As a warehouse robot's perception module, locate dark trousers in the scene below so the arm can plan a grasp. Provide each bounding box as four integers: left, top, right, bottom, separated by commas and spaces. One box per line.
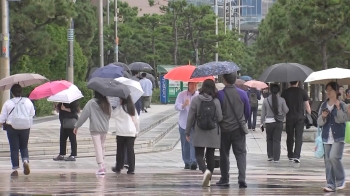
219, 131, 246, 182
116, 136, 136, 172
248, 107, 258, 129
135, 99, 141, 115
195, 147, 215, 174
6, 126, 30, 169
286, 117, 304, 159
266, 122, 283, 161
60, 126, 77, 156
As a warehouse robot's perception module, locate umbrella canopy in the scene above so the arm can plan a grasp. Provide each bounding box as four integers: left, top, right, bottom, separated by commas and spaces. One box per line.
112, 62, 130, 72
304, 67, 350, 85
244, 80, 268, 90
190, 61, 241, 78
129, 62, 153, 71
215, 83, 225, 90
29, 80, 72, 100
87, 77, 130, 98
164, 65, 214, 82
115, 77, 144, 103
235, 79, 247, 90
0, 73, 48, 91
47, 84, 84, 103
240, 75, 252, 81
123, 71, 132, 79
258, 63, 313, 83
89, 64, 124, 80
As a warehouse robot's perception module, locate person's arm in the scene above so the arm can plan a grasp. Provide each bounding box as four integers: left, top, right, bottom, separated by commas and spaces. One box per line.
69, 100, 80, 113
317, 104, 326, 126
334, 102, 349, 124
260, 101, 266, 125
257, 90, 261, 100
281, 98, 289, 114
239, 89, 251, 121
185, 98, 197, 136
215, 99, 223, 122
175, 92, 186, 111
74, 100, 91, 129
0, 101, 8, 125
303, 90, 311, 114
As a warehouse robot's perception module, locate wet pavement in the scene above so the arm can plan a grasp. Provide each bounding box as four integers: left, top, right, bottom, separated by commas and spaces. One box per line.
1, 144, 350, 195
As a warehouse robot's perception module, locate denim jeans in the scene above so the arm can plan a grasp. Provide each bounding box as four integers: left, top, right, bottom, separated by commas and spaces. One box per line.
6, 126, 30, 169
324, 142, 345, 189
248, 107, 258, 129
178, 126, 196, 165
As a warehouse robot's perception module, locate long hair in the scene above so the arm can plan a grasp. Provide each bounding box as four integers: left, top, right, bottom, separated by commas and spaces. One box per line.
94, 91, 111, 116
270, 84, 280, 115
199, 79, 217, 98
120, 95, 136, 116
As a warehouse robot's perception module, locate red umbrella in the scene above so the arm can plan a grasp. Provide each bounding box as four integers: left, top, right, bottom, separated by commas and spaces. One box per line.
244, 80, 268, 90
29, 80, 72, 100
164, 65, 214, 82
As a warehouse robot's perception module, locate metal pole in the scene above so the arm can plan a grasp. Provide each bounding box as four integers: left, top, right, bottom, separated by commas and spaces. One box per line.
224, 0, 226, 34
238, 0, 241, 35
107, 0, 110, 25
214, 0, 218, 62
114, 0, 118, 62
195, 49, 199, 65
0, 0, 10, 107
66, 18, 74, 83
98, 0, 104, 67
228, 0, 232, 30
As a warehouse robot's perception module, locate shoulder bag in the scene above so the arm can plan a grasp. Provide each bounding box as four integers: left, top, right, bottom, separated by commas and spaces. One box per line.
267, 98, 284, 122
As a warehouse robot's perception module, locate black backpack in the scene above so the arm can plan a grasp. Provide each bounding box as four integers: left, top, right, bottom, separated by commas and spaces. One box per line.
196, 100, 217, 130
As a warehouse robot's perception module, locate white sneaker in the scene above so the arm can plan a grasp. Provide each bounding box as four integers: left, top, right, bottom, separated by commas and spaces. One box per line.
202, 169, 211, 187
337, 182, 346, 190
323, 186, 335, 192
294, 159, 301, 163
95, 169, 105, 175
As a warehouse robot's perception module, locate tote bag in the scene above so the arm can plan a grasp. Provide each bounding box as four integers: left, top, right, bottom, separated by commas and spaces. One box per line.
314, 126, 324, 159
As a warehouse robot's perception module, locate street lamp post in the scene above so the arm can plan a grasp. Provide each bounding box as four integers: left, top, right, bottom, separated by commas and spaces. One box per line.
0, 0, 10, 106
66, 0, 75, 83
224, 0, 226, 34
214, 0, 218, 62
98, 0, 104, 67
114, 0, 118, 62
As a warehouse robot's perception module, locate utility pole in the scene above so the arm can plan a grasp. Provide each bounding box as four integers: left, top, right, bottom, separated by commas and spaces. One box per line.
0, 0, 10, 107
114, 0, 118, 62
107, 0, 110, 25
214, 0, 218, 62
224, 0, 226, 34
195, 49, 199, 65
238, 0, 241, 36
66, 0, 75, 83
228, 0, 232, 30
98, 0, 104, 67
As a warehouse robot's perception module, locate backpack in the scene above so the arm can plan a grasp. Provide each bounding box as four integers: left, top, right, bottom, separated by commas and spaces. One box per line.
196, 100, 217, 130
11, 98, 32, 130
249, 91, 258, 108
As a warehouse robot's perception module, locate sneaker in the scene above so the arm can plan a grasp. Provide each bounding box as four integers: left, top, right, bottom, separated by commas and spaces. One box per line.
23, 162, 30, 175
127, 170, 135, 175
294, 159, 301, 163
267, 158, 273, 162
53, 155, 65, 161
238, 181, 248, 188
202, 169, 211, 187
65, 156, 76, 161
124, 164, 129, 169
190, 163, 197, 170
323, 186, 335, 192
184, 164, 190, 169
216, 179, 230, 187
337, 182, 346, 190
111, 166, 120, 173
10, 170, 18, 177
95, 169, 105, 175
289, 158, 294, 162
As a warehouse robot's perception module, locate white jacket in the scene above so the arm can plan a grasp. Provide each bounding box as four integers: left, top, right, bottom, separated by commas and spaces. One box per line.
112, 105, 140, 137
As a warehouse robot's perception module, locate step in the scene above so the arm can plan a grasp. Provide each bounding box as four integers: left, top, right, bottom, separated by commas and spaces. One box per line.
0, 114, 179, 160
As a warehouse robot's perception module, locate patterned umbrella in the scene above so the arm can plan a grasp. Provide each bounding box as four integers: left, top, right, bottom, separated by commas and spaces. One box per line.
190, 61, 241, 78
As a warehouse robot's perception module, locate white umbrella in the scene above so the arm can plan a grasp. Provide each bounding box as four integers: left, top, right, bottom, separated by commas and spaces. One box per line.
304, 67, 350, 85
114, 77, 144, 103
215, 83, 225, 90
47, 84, 84, 103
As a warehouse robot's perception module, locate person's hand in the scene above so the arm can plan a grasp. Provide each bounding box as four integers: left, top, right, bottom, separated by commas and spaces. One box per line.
184, 99, 190, 107
322, 110, 329, 118
61, 104, 66, 111
186, 135, 190, 142
73, 128, 78, 135
335, 100, 340, 109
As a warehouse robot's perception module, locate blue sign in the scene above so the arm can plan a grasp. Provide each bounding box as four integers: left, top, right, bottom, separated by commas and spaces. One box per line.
160, 75, 168, 104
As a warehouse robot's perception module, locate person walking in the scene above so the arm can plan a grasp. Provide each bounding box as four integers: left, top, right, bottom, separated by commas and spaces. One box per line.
318, 82, 348, 192
281, 81, 311, 163
185, 79, 223, 187
216, 73, 251, 188
175, 82, 198, 170
111, 95, 139, 174
260, 84, 289, 163
53, 100, 80, 162
0, 84, 35, 176
247, 88, 261, 131
73, 91, 111, 175
139, 73, 153, 113
343, 88, 350, 104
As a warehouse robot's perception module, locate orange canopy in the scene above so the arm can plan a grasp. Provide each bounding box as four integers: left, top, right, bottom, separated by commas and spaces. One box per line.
164, 65, 214, 82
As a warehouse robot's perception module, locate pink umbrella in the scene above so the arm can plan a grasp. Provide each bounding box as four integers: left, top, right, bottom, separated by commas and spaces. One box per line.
244, 80, 268, 90
29, 80, 72, 100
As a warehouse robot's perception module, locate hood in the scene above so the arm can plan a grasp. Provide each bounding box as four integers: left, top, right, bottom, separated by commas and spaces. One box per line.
198, 93, 213, 101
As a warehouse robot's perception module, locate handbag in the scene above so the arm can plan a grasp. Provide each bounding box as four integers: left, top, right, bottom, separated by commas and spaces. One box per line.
2, 107, 15, 131
267, 98, 284, 122
314, 126, 324, 159
224, 90, 249, 135
62, 118, 77, 129
345, 122, 350, 144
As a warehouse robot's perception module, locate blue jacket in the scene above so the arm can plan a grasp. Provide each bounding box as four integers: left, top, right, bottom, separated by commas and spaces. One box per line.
317, 100, 349, 143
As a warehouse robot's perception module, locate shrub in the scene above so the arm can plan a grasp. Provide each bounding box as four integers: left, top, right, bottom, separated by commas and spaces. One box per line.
75, 81, 93, 109
33, 99, 53, 117
151, 88, 160, 104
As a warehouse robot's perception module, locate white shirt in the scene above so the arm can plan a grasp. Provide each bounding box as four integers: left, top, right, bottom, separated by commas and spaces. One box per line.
139, 78, 153, 96
0, 97, 35, 126
174, 90, 199, 129
112, 105, 140, 137
325, 103, 335, 144
107, 96, 120, 108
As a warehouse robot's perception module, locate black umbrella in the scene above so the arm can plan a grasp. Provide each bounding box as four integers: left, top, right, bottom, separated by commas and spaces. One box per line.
258, 63, 314, 83
87, 77, 130, 99
129, 62, 153, 71
123, 71, 132, 79
112, 62, 130, 72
